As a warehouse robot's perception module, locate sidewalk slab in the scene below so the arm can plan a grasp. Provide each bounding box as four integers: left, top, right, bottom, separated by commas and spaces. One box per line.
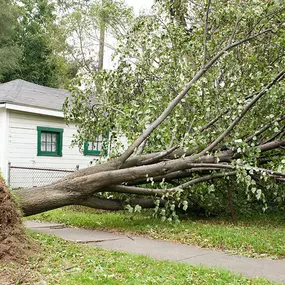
92, 236, 285, 283
93, 236, 211, 261
24, 221, 126, 242
25, 220, 285, 284
181, 250, 285, 282
24, 220, 63, 229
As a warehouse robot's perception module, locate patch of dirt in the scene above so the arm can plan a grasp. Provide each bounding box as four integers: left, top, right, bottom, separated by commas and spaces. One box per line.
0, 177, 38, 264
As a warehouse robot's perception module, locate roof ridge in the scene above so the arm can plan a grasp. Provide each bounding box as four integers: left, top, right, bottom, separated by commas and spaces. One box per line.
12, 80, 25, 102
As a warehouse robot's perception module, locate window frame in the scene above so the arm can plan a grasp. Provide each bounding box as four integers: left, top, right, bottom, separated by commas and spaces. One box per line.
37, 126, 63, 157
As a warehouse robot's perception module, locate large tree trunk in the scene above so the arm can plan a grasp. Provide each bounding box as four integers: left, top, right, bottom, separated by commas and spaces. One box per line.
14, 139, 285, 216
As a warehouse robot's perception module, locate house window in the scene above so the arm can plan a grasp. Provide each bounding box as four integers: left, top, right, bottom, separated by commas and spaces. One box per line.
84, 134, 108, 156
37, 127, 63, 156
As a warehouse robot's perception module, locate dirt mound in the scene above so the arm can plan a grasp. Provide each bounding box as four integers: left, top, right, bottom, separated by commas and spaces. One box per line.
0, 177, 36, 263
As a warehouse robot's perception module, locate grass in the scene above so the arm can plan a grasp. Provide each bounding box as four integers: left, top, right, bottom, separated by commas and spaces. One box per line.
27, 207, 285, 259
1, 232, 281, 284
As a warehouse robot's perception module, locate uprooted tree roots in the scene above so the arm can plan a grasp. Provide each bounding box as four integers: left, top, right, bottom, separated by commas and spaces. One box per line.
0, 177, 36, 263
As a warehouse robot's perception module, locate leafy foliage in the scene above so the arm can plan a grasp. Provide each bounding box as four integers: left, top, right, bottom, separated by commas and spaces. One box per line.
0, 0, 22, 81
64, 0, 285, 216
66, 1, 284, 148
2, 0, 77, 87
59, 0, 133, 73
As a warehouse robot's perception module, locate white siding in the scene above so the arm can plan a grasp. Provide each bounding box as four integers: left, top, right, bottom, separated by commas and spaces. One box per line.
0, 107, 9, 180
7, 110, 100, 188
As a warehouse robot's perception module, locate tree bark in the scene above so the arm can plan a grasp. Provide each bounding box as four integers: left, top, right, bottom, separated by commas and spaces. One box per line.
13, 139, 285, 216
98, 21, 105, 70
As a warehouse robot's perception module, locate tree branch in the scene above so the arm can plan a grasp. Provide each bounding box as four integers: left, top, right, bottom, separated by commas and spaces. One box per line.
229, 16, 242, 45
246, 115, 285, 143
104, 171, 237, 196
258, 140, 285, 152
202, 0, 211, 67
143, 145, 179, 165
191, 70, 285, 160
103, 185, 169, 196
117, 28, 273, 165
200, 111, 227, 132
263, 126, 285, 144
176, 171, 236, 189
77, 195, 160, 211
247, 7, 285, 36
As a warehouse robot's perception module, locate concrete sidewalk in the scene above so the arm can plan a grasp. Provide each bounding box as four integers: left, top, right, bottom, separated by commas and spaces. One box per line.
25, 220, 285, 284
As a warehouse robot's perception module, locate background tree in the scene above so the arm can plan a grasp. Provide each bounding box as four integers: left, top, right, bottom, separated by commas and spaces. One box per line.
9, 0, 285, 218
2, 0, 77, 87
59, 0, 133, 74
0, 0, 21, 81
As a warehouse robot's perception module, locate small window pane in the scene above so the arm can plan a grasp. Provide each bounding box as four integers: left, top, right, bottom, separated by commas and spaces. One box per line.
97, 142, 102, 151
52, 133, 57, 143
41, 142, 46, 151
41, 132, 46, 142
46, 143, 52, 152
51, 142, 57, 152
47, 133, 52, 143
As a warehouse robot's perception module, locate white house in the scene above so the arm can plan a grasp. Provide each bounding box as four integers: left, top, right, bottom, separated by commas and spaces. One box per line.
0, 79, 105, 188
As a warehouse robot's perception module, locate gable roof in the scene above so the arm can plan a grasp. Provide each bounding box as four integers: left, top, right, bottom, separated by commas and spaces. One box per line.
0, 79, 70, 111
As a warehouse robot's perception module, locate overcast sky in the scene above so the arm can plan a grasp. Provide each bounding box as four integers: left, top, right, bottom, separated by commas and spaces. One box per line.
125, 0, 153, 14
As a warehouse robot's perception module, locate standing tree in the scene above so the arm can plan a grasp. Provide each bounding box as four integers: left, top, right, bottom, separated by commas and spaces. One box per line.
0, 0, 21, 81
59, 0, 133, 73
2, 0, 76, 87
8, 0, 285, 218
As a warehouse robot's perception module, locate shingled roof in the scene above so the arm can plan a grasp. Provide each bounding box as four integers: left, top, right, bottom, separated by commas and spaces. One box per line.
0, 79, 70, 111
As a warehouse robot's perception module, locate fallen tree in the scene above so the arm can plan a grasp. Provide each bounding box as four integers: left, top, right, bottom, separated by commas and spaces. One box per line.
12, 1, 285, 217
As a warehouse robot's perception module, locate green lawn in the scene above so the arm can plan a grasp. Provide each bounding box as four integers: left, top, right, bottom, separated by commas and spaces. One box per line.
1, 232, 280, 284
27, 207, 285, 259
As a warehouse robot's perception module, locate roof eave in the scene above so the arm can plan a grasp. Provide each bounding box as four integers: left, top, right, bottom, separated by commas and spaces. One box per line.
4, 103, 64, 118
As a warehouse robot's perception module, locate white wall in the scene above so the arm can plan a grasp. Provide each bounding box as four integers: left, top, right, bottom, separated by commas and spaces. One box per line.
7, 110, 100, 188
0, 107, 9, 180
